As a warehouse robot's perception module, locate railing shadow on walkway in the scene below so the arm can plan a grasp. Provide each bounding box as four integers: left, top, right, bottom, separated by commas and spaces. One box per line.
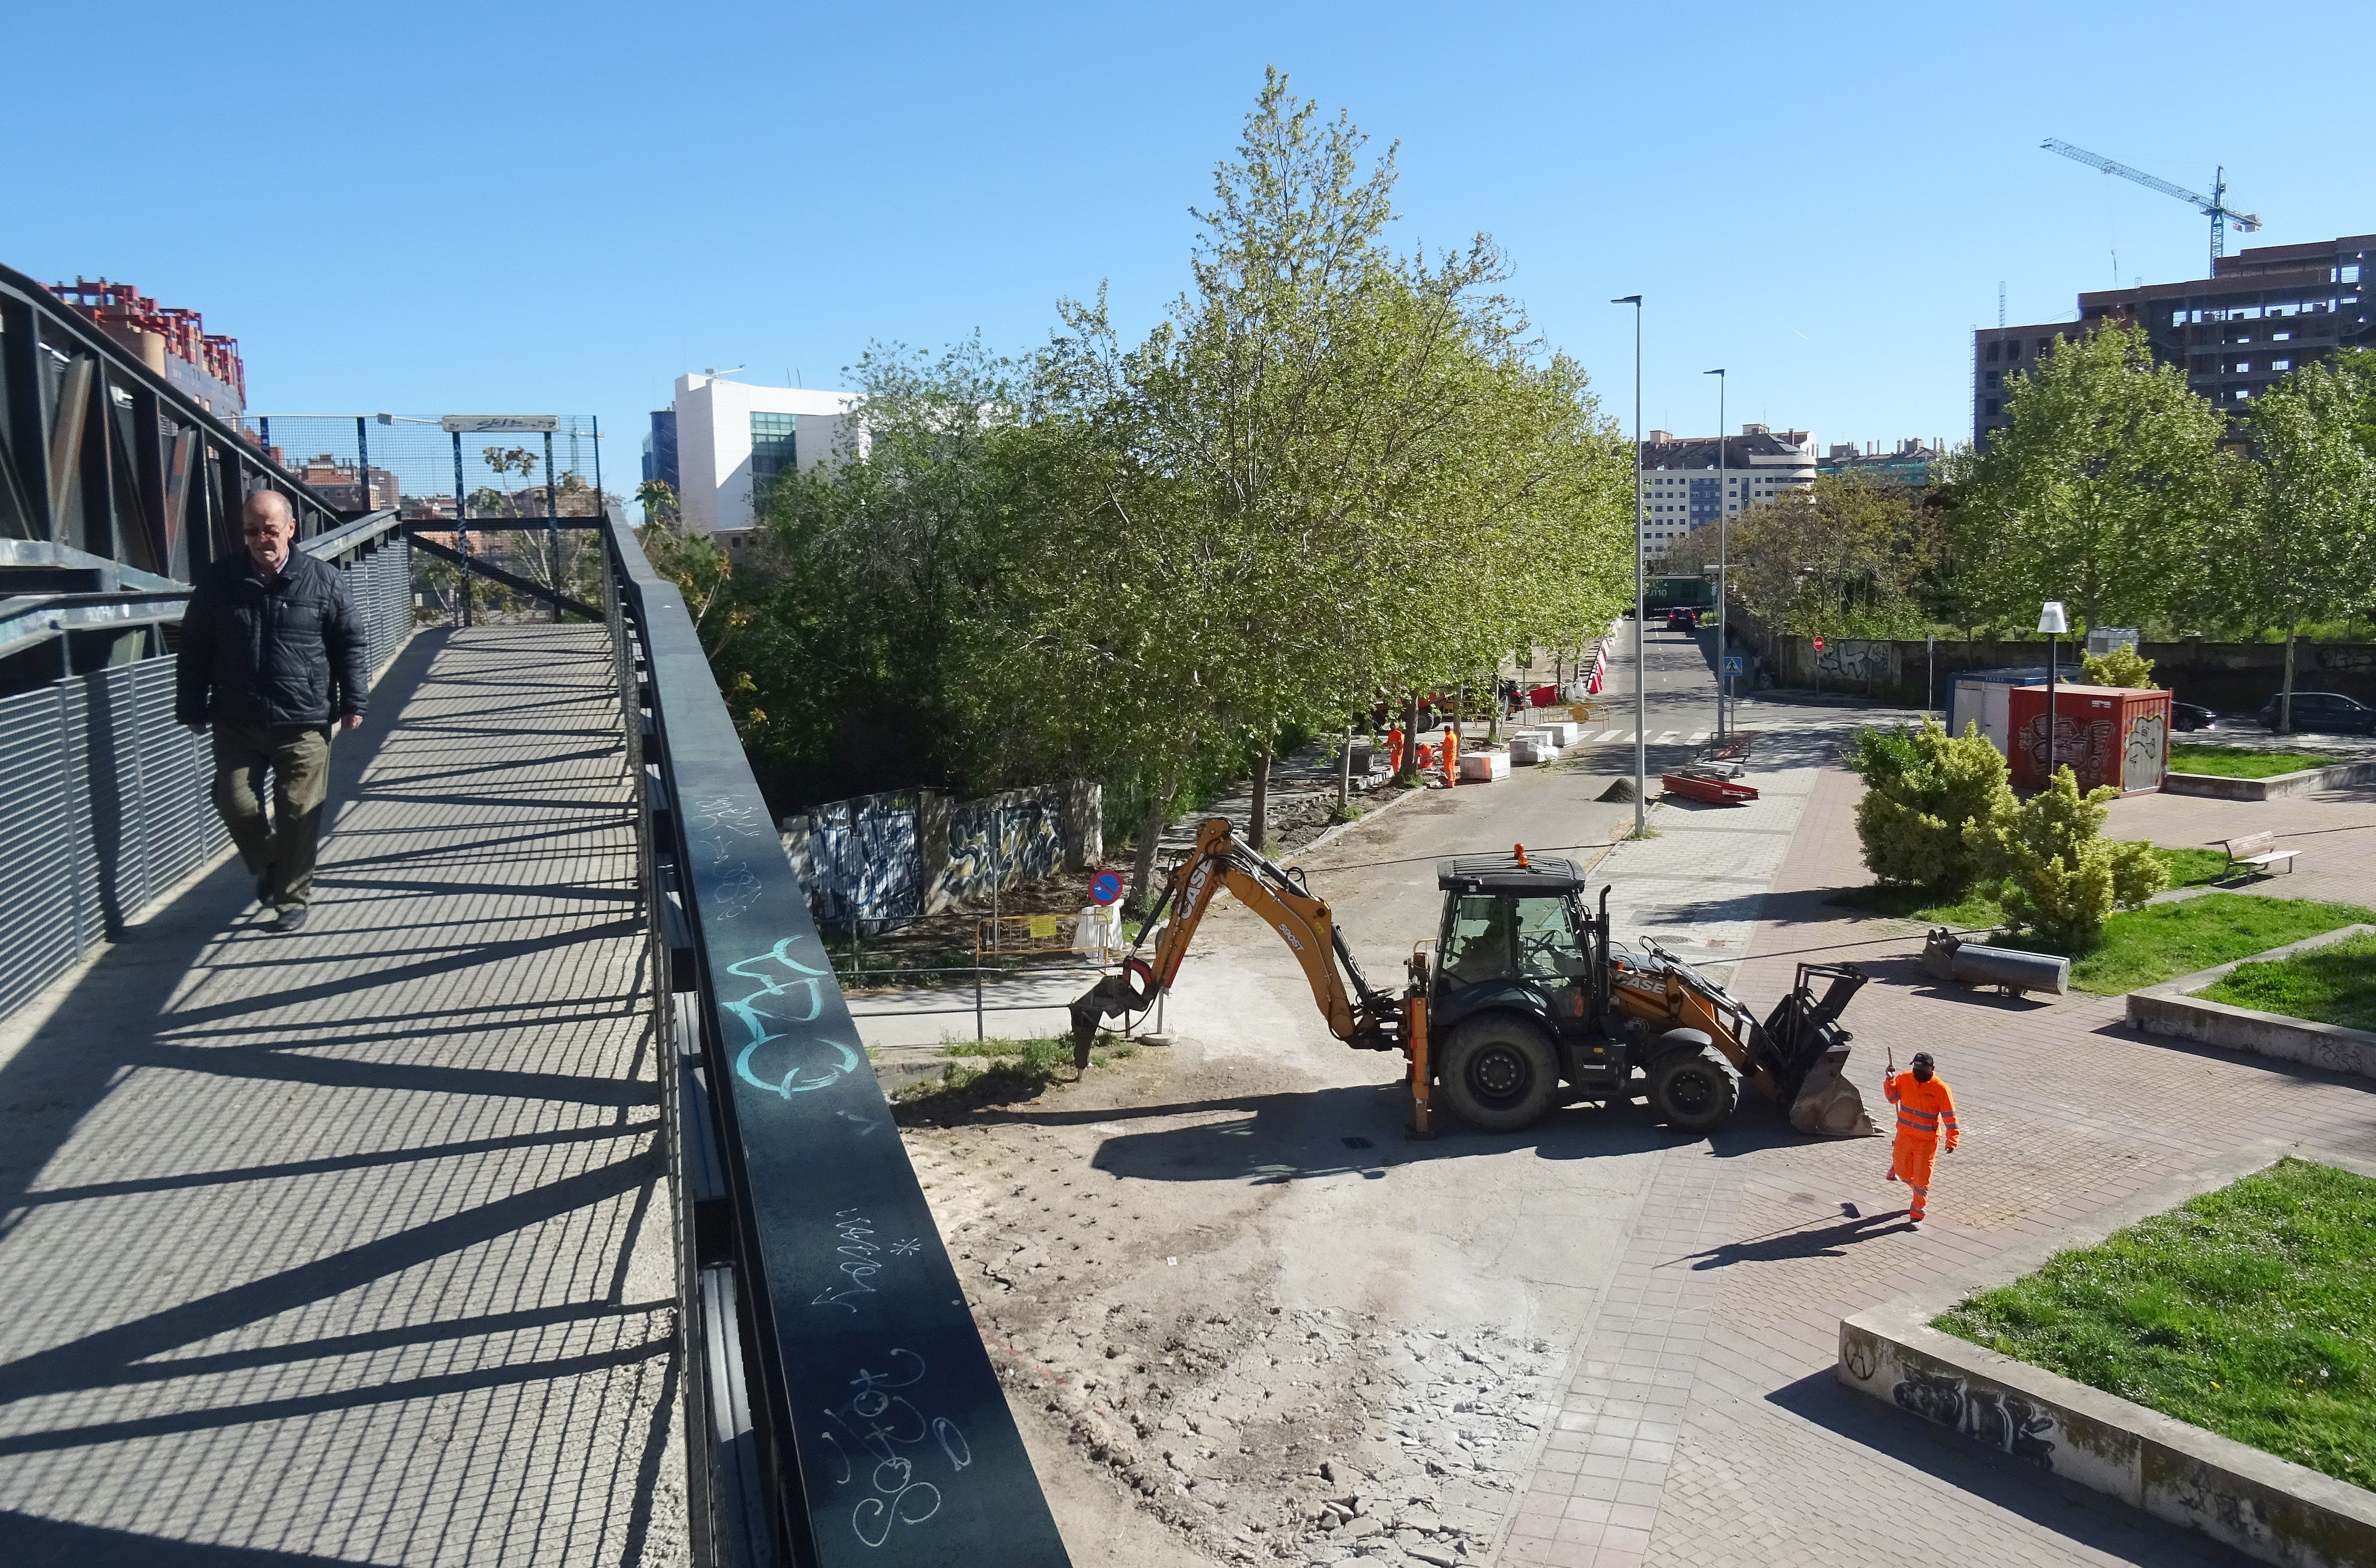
0, 623, 686, 1567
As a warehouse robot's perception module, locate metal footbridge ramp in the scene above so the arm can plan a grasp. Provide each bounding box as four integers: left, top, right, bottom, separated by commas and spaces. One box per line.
0, 263, 1067, 1565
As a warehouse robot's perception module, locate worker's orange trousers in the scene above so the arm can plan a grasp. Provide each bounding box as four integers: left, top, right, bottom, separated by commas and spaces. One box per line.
1890, 1134, 1939, 1219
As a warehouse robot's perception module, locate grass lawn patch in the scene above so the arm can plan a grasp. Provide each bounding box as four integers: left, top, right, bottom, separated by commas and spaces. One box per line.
2170, 744, 2342, 779
1827, 882, 2004, 928
2196, 932, 2376, 1031
2052, 893, 2376, 995
1935, 1158, 2376, 1491
2153, 844, 2234, 888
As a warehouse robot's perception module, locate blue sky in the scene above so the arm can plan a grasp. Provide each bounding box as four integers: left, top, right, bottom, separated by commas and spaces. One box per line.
6, 0, 2370, 477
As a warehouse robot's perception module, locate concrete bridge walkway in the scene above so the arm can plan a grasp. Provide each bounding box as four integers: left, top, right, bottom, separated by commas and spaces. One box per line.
0, 625, 683, 1566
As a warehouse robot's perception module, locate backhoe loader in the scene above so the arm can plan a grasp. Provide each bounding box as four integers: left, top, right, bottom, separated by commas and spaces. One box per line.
1069, 819, 1874, 1137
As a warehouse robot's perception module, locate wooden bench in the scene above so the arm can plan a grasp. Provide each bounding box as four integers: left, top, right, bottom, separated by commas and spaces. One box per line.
2222, 830, 2299, 878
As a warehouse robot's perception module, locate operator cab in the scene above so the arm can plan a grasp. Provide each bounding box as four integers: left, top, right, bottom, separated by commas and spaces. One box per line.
1426, 852, 1631, 1126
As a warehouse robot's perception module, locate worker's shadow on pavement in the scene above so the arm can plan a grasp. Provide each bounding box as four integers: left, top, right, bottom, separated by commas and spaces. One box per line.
1087, 1082, 1760, 1186
1667, 1209, 1916, 1270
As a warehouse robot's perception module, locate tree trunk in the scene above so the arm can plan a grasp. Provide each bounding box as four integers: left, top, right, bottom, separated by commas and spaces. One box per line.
1400, 690, 1424, 782
1126, 774, 1177, 918
1249, 747, 1272, 851
1337, 725, 1353, 814
2280, 625, 2298, 734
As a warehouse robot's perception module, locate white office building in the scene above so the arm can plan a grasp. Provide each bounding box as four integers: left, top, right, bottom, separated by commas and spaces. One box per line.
1636, 424, 1817, 553
668, 372, 867, 551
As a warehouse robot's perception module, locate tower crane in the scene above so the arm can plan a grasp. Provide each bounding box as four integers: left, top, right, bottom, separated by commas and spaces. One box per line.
2041, 139, 2260, 274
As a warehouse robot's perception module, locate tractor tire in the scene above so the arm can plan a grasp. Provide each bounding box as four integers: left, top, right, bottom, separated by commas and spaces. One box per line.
1647, 1046, 1739, 1134
1438, 1016, 1558, 1132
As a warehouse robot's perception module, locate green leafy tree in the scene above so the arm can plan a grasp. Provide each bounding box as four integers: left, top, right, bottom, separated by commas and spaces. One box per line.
1942, 322, 2228, 632
1726, 472, 1938, 641
1966, 766, 2166, 951
2079, 645, 2155, 688
2225, 361, 2376, 730
637, 519, 733, 643
1848, 718, 2013, 888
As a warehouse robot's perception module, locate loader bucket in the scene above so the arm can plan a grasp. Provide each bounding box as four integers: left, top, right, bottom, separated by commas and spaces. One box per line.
1787, 1045, 1875, 1137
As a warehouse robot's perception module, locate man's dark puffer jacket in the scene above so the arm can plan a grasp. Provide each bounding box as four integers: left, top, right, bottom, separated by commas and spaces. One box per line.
175, 549, 369, 728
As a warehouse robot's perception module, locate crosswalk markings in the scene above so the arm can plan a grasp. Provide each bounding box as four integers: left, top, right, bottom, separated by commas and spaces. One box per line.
1595, 729, 1623, 742
1655, 730, 1680, 742
1687, 730, 1710, 742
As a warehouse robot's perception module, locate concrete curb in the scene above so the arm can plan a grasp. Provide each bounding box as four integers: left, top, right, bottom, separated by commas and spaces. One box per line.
2164, 759, 2376, 800
2126, 925, 2376, 1083
1837, 1142, 2376, 1568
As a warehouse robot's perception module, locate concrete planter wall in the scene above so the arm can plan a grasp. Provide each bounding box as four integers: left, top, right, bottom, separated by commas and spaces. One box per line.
2126, 925, 2376, 1081
2163, 760, 2376, 800
1838, 1144, 2376, 1568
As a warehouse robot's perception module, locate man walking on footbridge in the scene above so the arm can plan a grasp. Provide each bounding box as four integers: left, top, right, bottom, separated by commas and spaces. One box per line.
1883, 1051, 1959, 1225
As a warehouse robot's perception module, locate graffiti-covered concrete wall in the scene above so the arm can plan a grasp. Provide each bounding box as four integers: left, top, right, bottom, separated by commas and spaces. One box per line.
781, 780, 1102, 933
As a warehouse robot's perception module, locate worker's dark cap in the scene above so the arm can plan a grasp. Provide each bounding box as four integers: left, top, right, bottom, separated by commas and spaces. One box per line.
1437, 854, 1588, 894
1911, 1052, 1935, 1069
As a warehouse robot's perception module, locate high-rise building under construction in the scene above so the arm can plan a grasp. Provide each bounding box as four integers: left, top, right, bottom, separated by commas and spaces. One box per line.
1975, 233, 2373, 446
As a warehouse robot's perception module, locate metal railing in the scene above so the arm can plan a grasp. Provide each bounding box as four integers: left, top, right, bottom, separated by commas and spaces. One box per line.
595, 502, 1069, 1567
0, 513, 414, 1025
1, 261, 350, 583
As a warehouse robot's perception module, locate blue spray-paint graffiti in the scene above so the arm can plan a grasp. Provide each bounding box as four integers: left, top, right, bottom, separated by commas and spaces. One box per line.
723, 936, 863, 1097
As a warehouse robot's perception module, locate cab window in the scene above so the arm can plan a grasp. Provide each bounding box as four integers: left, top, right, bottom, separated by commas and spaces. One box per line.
1513, 896, 1587, 979
1441, 896, 1511, 986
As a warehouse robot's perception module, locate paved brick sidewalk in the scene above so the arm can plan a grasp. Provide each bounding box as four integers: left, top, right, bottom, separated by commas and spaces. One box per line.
1502, 761, 2376, 1568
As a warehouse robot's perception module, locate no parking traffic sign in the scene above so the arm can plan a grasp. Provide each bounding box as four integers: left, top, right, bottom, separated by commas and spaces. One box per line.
1089, 869, 1125, 906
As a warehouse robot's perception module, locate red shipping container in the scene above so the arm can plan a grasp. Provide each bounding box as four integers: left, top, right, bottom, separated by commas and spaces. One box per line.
2006, 684, 2172, 795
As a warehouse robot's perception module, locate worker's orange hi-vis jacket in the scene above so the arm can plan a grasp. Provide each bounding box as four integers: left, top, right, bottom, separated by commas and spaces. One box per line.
1884, 1072, 1959, 1150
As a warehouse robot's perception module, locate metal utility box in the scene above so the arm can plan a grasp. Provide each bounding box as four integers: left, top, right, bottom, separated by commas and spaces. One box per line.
1947, 668, 2050, 755
2006, 684, 2172, 795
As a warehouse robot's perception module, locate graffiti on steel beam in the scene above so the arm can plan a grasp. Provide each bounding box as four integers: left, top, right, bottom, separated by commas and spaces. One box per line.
815, 1347, 975, 1548
691, 793, 766, 920
722, 935, 862, 1097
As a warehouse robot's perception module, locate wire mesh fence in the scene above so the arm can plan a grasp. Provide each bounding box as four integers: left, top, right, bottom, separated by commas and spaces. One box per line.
242, 414, 618, 623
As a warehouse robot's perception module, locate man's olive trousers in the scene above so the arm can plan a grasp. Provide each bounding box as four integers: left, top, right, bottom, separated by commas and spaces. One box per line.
210, 722, 333, 908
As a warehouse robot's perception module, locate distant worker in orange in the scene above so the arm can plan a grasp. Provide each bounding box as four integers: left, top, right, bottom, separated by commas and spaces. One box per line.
1883, 1050, 1959, 1224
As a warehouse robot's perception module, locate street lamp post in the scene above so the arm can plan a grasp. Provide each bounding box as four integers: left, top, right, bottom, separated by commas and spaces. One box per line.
1613, 295, 1646, 837
2038, 600, 2068, 782
1705, 367, 1727, 739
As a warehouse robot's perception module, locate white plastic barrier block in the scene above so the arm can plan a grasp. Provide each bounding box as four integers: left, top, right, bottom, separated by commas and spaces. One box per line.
1459, 750, 1513, 782
1542, 721, 1579, 746
1511, 736, 1553, 765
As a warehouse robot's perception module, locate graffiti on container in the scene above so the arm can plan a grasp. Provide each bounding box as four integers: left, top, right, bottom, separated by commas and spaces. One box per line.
2123, 711, 2167, 791
722, 935, 863, 1097
1814, 639, 1888, 682
2017, 713, 2115, 781
1892, 1366, 2057, 1470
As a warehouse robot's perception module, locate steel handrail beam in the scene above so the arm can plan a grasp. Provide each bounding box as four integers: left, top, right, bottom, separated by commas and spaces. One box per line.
405, 531, 600, 619
301, 507, 406, 561
596, 503, 1069, 1567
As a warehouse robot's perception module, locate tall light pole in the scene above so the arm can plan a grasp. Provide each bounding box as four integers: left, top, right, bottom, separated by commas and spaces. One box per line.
1705, 367, 1727, 739
1612, 295, 1646, 837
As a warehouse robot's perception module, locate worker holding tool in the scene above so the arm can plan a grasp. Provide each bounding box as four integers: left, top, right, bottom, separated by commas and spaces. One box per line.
1882, 1050, 1958, 1224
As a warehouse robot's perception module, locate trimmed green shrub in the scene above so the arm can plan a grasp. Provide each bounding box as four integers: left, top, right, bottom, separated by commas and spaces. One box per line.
1849, 718, 2014, 888
1966, 766, 2167, 950
2079, 645, 2156, 689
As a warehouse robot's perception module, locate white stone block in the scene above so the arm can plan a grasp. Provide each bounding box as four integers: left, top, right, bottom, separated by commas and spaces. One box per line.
1458, 750, 1512, 782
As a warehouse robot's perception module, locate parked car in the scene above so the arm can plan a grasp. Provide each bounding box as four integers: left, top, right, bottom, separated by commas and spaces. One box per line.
2170, 701, 2217, 732
2255, 691, 2376, 734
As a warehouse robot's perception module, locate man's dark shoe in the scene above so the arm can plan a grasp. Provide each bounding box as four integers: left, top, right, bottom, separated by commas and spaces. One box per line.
272, 906, 310, 934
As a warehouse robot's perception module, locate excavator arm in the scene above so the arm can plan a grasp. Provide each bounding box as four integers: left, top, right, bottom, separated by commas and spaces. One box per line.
1068, 819, 1402, 1067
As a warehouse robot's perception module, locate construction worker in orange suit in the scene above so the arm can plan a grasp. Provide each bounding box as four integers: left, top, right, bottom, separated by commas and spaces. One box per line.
1884, 1051, 1958, 1224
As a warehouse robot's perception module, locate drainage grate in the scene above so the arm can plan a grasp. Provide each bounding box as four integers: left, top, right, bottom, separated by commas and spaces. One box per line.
1341, 1136, 1374, 1150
